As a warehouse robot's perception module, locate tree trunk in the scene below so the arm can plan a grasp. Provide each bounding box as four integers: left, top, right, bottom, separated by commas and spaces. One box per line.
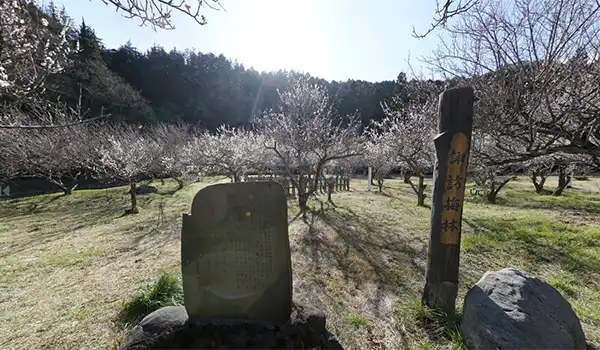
48, 177, 77, 196
129, 183, 139, 214
487, 190, 497, 204
417, 174, 427, 207
62, 183, 79, 195
531, 174, 540, 193
232, 173, 242, 183
298, 175, 309, 217
174, 178, 184, 191
298, 192, 308, 217
407, 174, 427, 206
487, 178, 512, 204
554, 167, 568, 196
327, 181, 334, 202
377, 178, 384, 192
403, 171, 411, 184
57, 184, 70, 195
531, 174, 547, 194
538, 177, 547, 193
160, 178, 165, 185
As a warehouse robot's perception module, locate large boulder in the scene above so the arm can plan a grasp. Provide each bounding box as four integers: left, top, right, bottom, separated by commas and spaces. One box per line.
461, 268, 586, 349
119, 301, 344, 349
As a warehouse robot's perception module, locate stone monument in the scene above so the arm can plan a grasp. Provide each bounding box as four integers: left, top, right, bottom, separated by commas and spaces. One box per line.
119, 182, 343, 349
181, 181, 292, 323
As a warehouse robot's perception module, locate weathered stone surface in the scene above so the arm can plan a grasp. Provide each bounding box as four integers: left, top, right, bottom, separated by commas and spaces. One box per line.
135, 184, 158, 195
461, 268, 586, 349
181, 182, 292, 323
119, 306, 187, 350
119, 301, 344, 349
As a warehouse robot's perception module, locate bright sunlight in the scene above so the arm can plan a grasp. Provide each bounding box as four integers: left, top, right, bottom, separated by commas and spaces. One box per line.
234, 0, 329, 74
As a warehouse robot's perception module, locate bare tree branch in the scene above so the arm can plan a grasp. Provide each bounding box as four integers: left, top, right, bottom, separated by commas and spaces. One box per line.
427, 0, 600, 165
100, 0, 224, 30
413, 0, 479, 38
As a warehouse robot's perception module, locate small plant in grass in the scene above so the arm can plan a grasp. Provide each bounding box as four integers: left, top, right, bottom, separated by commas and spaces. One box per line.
395, 296, 466, 349
109, 330, 127, 350
546, 272, 579, 298
346, 312, 372, 329
117, 271, 184, 325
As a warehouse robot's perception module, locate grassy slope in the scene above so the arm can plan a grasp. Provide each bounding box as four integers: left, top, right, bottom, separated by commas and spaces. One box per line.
0, 176, 598, 349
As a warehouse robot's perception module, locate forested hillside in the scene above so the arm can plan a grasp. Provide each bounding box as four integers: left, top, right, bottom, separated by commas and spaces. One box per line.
18, 2, 439, 131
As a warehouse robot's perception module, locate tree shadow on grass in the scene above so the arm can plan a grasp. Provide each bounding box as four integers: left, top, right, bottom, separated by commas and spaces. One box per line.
288, 210, 303, 224
24, 193, 65, 213
302, 213, 327, 270
376, 190, 400, 200
0, 192, 137, 258
299, 204, 427, 315
0, 193, 67, 220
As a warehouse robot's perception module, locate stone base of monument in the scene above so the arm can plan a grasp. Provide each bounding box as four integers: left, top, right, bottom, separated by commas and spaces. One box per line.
119, 301, 344, 349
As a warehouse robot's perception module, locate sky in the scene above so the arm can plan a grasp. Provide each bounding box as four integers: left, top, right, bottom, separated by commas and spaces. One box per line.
50, 0, 444, 82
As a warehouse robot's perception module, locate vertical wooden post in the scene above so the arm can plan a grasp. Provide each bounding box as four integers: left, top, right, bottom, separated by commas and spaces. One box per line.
422, 87, 474, 314
367, 167, 373, 192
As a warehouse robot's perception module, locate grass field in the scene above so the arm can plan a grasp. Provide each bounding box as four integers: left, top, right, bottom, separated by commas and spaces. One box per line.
1, 176, 599, 349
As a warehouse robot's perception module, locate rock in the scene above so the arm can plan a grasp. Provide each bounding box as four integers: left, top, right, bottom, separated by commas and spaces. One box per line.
135, 185, 158, 195
119, 301, 344, 349
461, 268, 586, 349
120, 306, 188, 350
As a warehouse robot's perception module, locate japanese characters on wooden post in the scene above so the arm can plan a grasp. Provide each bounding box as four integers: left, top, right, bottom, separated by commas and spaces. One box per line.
440, 133, 469, 244
422, 87, 474, 314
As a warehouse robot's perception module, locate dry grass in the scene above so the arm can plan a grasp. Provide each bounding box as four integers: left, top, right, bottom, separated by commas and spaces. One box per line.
0, 176, 599, 349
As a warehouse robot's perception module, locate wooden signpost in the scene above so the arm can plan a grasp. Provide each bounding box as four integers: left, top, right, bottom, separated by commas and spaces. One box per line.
422, 87, 474, 313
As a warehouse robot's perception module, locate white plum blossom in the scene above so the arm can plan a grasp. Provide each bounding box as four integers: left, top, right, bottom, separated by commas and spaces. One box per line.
198, 125, 266, 182
362, 137, 397, 191
0, 0, 70, 98
370, 86, 438, 206
148, 124, 196, 188
256, 76, 363, 214
97, 126, 162, 213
